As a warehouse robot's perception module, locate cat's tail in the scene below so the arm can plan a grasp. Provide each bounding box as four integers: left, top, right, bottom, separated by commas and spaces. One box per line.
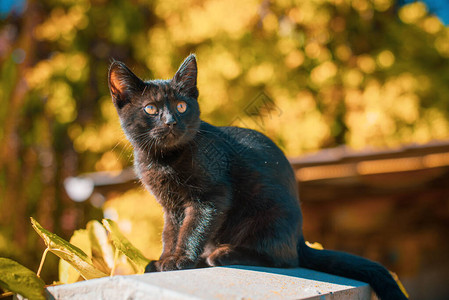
297, 236, 407, 300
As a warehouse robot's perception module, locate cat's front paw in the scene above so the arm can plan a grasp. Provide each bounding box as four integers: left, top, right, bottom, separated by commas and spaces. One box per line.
144, 260, 159, 273
175, 255, 196, 270
153, 255, 196, 271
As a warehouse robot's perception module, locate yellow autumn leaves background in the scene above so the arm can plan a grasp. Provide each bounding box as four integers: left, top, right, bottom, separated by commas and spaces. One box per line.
1, 0, 449, 283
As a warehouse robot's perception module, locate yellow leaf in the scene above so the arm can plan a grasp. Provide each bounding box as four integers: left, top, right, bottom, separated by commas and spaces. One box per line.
305, 241, 324, 250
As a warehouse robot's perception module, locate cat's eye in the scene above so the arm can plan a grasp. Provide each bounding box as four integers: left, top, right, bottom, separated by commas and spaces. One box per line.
176, 101, 187, 113
144, 104, 158, 115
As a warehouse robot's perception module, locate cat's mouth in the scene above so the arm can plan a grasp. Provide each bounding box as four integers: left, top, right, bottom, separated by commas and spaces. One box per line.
158, 128, 181, 145
151, 124, 198, 148
164, 128, 176, 138
166, 131, 176, 140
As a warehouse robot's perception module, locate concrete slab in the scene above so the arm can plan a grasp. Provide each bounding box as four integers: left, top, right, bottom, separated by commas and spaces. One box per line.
45, 266, 376, 300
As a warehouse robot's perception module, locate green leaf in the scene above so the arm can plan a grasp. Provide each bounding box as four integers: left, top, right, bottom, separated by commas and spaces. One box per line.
0, 258, 45, 300
58, 229, 91, 284
87, 220, 115, 274
102, 219, 150, 273
30, 218, 107, 280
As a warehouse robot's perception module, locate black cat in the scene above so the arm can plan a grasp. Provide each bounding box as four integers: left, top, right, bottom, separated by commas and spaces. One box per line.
108, 54, 407, 300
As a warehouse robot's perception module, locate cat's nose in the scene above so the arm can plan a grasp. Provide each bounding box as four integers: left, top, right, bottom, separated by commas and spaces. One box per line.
164, 115, 177, 128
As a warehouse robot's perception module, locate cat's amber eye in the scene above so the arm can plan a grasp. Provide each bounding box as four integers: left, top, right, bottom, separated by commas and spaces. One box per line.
144, 104, 158, 115
176, 101, 187, 113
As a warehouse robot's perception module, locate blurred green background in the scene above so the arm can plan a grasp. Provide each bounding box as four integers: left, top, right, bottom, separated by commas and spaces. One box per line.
1, 0, 449, 289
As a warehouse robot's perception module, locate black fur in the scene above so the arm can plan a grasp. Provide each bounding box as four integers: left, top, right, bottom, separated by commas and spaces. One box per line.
108, 54, 407, 300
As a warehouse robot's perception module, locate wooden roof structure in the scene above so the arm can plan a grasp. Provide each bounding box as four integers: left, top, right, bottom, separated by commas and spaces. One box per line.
290, 140, 449, 202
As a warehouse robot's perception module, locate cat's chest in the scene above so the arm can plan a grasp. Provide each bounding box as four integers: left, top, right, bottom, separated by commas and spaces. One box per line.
136, 157, 203, 205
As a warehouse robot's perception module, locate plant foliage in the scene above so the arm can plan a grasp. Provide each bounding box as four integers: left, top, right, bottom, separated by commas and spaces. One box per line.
31, 218, 107, 280
102, 219, 150, 273
0, 258, 45, 300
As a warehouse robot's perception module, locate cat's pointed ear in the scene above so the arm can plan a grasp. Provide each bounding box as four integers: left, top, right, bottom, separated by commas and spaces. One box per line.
108, 60, 145, 108
172, 54, 199, 99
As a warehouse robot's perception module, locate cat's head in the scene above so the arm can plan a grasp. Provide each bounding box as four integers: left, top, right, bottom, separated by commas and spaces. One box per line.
108, 54, 201, 151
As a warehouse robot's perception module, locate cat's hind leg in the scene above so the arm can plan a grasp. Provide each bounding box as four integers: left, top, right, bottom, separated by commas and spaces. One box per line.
206, 244, 273, 267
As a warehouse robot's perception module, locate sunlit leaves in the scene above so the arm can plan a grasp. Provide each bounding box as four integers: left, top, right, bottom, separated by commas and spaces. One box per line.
87, 220, 115, 274
284, 50, 305, 69
344, 73, 449, 148
102, 189, 164, 262
399, 2, 428, 24
31, 218, 107, 280
376, 50, 395, 69
0, 258, 45, 300
26, 53, 88, 89
310, 61, 338, 85
58, 229, 91, 284
434, 31, 449, 57
10, 0, 449, 169
372, 0, 394, 12
33, 215, 154, 283
70, 122, 125, 154
246, 63, 275, 85
102, 219, 150, 274
25, 0, 449, 159
34, 5, 89, 43
46, 81, 77, 124
4, 215, 158, 297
